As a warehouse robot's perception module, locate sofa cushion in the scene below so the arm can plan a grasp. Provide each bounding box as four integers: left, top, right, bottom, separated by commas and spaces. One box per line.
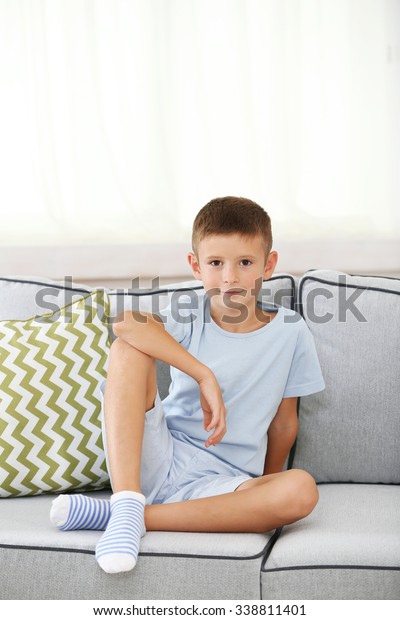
261, 483, 400, 599
291, 270, 400, 483
0, 276, 93, 321
0, 492, 275, 599
0, 290, 111, 497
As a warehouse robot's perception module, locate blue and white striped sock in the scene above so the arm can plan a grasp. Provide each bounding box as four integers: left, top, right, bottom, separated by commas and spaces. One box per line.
50, 494, 111, 531
95, 490, 146, 574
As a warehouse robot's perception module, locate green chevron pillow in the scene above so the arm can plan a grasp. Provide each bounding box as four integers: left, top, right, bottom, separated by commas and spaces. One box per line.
0, 290, 111, 497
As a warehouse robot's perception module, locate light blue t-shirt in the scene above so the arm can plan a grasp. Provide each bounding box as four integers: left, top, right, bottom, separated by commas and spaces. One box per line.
161, 292, 325, 477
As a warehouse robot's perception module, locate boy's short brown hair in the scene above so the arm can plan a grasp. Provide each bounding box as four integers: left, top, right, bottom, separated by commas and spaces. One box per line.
192, 196, 273, 256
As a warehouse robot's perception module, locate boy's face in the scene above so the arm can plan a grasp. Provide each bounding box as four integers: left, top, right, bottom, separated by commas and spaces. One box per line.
188, 233, 278, 317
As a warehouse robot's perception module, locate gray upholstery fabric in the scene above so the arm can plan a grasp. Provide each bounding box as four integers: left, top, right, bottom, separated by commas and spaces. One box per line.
261, 567, 399, 600
156, 360, 172, 400
292, 270, 400, 483
0, 493, 273, 600
0, 276, 93, 320
1, 546, 267, 599
262, 483, 400, 599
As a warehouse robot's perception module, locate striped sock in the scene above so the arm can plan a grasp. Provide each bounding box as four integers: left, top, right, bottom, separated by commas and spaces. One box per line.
95, 490, 146, 574
50, 494, 111, 531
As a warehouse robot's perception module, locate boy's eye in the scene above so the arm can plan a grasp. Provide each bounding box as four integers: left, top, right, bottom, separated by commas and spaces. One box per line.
208, 259, 252, 267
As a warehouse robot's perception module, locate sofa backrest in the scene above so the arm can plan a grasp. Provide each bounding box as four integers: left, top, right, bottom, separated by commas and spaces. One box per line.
0, 276, 93, 320
291, 270, 400, 484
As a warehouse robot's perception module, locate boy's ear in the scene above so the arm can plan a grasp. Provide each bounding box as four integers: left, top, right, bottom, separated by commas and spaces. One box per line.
187, 251, 202, 280
263, 250, 278, 279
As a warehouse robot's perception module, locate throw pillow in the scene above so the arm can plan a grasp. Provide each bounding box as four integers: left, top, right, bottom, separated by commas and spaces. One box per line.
0, 290, 111, 497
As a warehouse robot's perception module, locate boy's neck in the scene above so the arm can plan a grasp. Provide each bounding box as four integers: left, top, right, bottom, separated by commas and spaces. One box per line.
210, 301, 275, 333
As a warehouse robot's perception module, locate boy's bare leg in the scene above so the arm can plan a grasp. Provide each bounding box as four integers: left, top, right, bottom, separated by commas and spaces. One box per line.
103, 337, 157, 493
95, 337, 157, 573
144, 469, 318, 533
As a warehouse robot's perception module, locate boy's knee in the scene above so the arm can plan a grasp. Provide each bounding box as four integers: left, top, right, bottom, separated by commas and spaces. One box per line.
109, 339, 157, 408
110, 337, 133, 358
286, 469, 319, 520
292, 469, 319, 519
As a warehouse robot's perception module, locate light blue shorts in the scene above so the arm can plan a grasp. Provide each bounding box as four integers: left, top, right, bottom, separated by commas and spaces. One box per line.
101, 387, 252, 505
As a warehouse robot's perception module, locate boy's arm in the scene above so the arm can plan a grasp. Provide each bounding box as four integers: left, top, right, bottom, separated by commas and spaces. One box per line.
263, 397, 298, 475
112, 311, 226, 447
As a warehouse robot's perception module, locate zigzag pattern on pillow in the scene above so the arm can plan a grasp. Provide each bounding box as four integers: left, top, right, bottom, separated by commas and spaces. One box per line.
0, 290, 111, 497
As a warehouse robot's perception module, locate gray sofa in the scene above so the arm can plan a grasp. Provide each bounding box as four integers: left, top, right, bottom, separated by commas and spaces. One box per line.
0, 270, 399, 600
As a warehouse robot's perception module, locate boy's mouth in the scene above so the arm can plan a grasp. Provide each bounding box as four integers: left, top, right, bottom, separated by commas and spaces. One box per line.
221, 288, 246, 296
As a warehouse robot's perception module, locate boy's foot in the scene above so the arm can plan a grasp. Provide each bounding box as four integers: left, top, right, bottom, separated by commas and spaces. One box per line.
50, 494, 111, 531
95, 490, 146, 574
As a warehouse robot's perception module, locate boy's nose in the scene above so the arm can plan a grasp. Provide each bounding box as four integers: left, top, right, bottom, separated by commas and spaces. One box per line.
223, 267, 239, 284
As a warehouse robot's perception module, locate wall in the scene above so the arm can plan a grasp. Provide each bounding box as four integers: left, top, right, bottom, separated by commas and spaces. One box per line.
1, 239, 399, 289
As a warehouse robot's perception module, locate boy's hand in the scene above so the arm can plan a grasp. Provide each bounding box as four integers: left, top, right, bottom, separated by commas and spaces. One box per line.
198, 373, 226, 448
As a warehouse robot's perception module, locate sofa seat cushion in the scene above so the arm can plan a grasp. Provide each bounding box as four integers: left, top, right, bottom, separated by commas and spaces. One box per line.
261, 484, 400, 599
0, 493, 274, 599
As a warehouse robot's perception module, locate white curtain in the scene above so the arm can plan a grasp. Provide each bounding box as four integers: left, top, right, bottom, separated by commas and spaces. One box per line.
0, 0, 399, 246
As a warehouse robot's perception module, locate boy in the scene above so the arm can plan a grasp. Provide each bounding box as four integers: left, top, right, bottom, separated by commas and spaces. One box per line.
50, 196, 325, 574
